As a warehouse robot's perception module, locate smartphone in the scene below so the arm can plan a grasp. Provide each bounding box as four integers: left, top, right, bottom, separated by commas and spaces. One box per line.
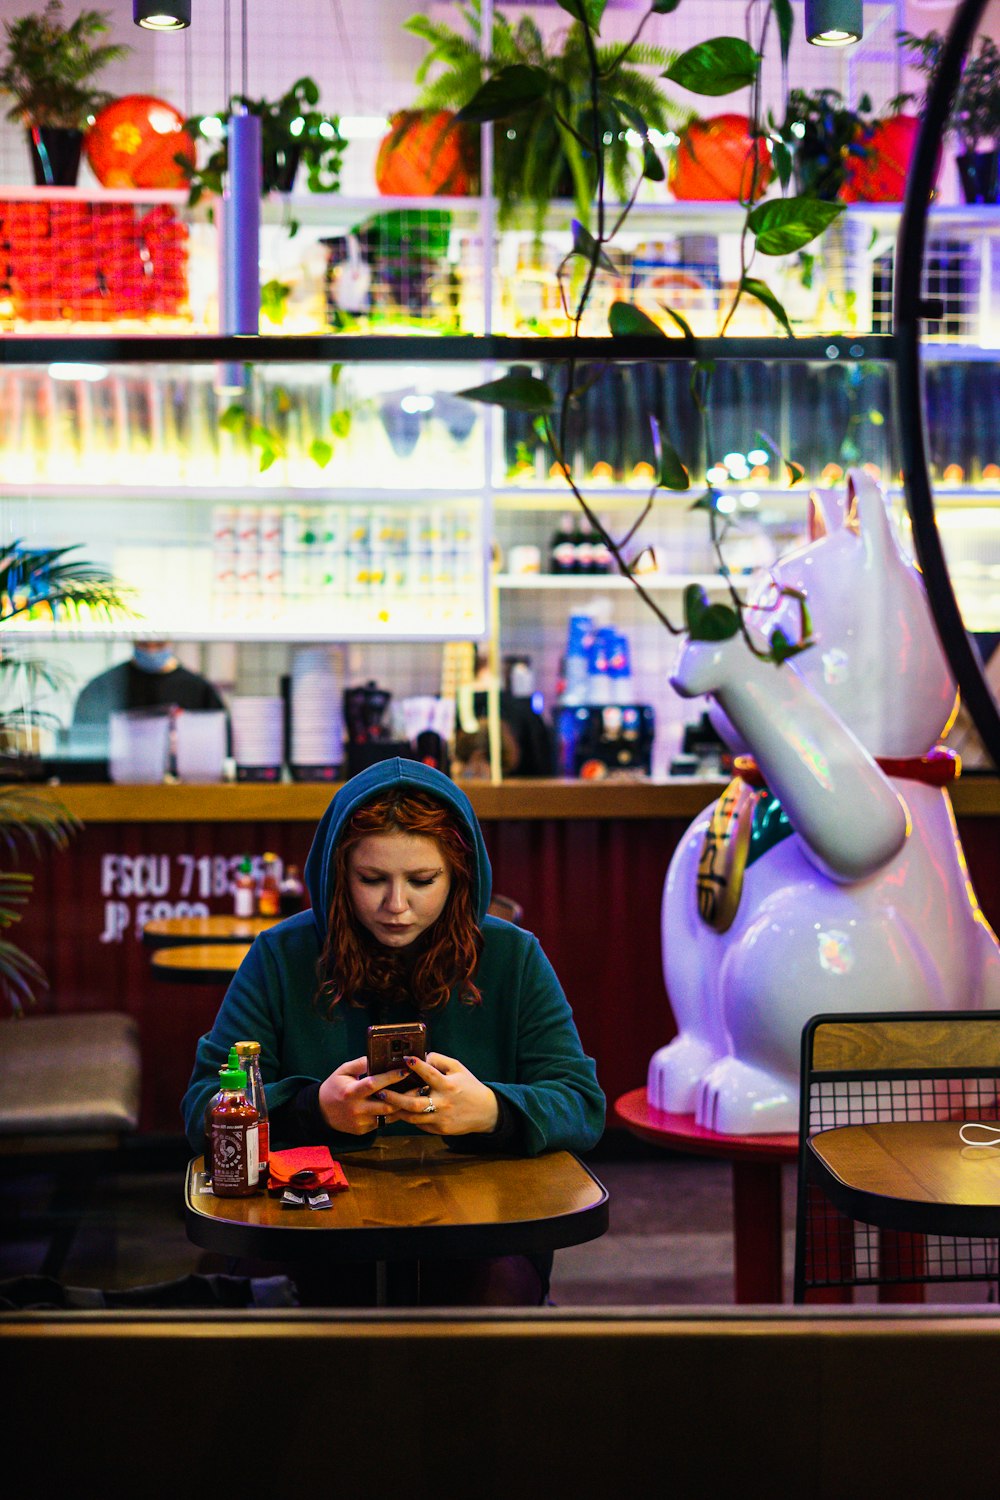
366, 1022, 427, 1094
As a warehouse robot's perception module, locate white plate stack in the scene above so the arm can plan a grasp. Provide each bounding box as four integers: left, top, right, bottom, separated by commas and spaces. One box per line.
290, 648, 343, 775
230, 696, 285, 777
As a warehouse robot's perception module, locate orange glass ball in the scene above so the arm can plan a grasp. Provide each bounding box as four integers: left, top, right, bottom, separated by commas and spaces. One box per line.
841, 115, 921, 203
669, 114, 773, 202
85, 95, 194, 190
375, 111, 475, 196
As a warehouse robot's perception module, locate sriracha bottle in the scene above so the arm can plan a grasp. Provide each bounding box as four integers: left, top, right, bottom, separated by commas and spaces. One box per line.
208, 1049, 259, 1198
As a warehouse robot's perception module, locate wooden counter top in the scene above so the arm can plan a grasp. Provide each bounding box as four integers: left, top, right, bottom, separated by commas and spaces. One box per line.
25, 774, 1000, 822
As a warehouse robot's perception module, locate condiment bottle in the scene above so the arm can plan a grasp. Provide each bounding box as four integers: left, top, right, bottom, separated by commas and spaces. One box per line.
258, 852, 281, 918
208, 1048, 259, 1198
279, 863, 305, 917
234, 1039, 269, 1183
233, 856, 256, 918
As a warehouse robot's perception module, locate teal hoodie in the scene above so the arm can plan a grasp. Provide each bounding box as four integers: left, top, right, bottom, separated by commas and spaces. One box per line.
181, 759, 605, 1156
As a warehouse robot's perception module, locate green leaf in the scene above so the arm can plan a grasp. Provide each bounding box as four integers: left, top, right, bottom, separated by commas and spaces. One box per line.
747, 196, 844, 256
651, 0, 682, 12
642, 141, 665, 182
770, 138, 793, 190
532, 415, 550, 443
571, 218, 617, 274
608, 301, 667, 338
455, 368, 556, 414
740, 277, 795, 338
258, 449, 277, 473
455, 65, 550, 124
684, 584, 740, 641
309, 439, 333, 468
660, 304, 694, 339
663, 39, 759, 97
658, 443, 690, 491
556, 0, 607, 30
786, 460, 805, 485
772, 0, 794, 64
330, 409, 352, 439
329, 364, 343, 385
218, 404, 248, 435
689, 487, 721, 513
768, 627, 811, 664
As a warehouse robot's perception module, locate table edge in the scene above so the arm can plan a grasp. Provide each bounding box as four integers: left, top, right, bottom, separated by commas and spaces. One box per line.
184, 1153, 610, 1263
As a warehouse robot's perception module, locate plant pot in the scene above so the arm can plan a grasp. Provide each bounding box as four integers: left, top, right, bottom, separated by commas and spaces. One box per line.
26, 125, 84, 187
957, 150, 1000, 206
262, 143, 301, 195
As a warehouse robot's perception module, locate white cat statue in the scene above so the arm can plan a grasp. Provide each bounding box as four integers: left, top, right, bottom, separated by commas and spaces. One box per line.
648, 468, 1000, 1134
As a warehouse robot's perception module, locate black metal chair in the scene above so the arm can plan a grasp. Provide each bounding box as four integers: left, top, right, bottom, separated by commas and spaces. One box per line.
793, 1010, 1000, 1303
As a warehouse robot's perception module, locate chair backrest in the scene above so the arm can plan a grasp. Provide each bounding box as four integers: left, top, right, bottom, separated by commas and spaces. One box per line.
799, 1010, 1000, 1140
486, 894, 524, 926
793, 1010, 1000, 1303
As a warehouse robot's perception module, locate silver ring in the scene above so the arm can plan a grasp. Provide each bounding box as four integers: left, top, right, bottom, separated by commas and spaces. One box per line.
422, 1102, 436, 1115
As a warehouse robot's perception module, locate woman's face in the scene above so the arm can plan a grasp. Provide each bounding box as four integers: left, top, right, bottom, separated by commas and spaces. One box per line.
346, 830, 452, 948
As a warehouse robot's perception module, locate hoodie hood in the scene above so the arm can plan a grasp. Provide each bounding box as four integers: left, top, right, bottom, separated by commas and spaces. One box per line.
303, 758, 493, 939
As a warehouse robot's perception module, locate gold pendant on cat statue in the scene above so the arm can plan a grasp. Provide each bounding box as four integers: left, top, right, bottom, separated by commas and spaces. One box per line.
696, 776, 757, 932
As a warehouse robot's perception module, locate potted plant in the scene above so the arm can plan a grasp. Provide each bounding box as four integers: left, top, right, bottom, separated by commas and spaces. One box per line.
177, 76, 347, 209
771, 87, 879, 202
402, 0, 685, 231
897, 29, 1000, 204
0, 539, 128, 1012
0, 2, 129, 186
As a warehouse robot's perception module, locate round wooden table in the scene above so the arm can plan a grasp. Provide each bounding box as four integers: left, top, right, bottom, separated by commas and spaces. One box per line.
150, 943, 251, 984
186, 1135, 609, 1305
142, 915, 278, 948
614, 1087, 798, 1303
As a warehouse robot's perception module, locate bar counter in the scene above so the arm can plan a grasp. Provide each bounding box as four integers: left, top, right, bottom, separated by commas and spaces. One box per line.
31, 774, 1000, 821
18, 775, 1000, 1133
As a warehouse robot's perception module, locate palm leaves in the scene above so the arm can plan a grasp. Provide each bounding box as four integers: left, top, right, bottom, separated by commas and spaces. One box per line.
0, 539, 127, 1013
404, 1, 685, 228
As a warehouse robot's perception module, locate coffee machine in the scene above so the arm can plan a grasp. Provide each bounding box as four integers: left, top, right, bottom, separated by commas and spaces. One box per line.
556, 704, 655, 778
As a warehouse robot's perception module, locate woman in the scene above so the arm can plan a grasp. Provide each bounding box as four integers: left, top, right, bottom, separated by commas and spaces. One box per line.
182, 758, 605, 1302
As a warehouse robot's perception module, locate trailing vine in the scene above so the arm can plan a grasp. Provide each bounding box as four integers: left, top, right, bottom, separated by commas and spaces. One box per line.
452, 0, 846, 664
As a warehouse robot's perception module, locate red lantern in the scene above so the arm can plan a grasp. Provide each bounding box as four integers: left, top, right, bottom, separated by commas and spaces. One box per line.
840, 115, 921, 203
669, 114, 773, 202
375, 111, 476, 197
85, 95, 194, 191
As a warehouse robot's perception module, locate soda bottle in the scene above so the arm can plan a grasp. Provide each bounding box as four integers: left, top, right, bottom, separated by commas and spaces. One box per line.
258, 852, 281, 918
208, 1048, 259, 1198
279, 863, 305, 917
233, 857, 256, 918
234, 1040, 269, 1183
549, 515, 576, 574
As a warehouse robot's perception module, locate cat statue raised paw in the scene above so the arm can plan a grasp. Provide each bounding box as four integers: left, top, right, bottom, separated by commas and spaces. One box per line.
648, 469, 1000, 1134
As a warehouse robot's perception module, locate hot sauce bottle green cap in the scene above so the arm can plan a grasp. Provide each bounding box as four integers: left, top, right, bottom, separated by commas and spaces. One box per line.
219, 1045, 247, 1090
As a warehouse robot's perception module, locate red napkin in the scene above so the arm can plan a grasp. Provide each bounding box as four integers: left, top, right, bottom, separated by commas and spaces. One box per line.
267, 1146, 349, 1194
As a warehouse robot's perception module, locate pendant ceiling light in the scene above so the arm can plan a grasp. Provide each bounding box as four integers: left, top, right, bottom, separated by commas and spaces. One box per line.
133, 1, 191, 29
805, 0, 862, 46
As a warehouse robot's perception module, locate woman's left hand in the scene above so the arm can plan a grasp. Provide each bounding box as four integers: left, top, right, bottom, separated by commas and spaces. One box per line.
380, 1051, 500, 1136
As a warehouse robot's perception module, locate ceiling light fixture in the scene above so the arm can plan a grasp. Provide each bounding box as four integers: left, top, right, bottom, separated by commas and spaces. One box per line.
133, 1, 191, 28
805, 0, 863, 47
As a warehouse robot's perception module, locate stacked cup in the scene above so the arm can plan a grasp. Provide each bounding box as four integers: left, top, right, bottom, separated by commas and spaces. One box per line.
230, 696, 284, 781
289, 648, 343, 781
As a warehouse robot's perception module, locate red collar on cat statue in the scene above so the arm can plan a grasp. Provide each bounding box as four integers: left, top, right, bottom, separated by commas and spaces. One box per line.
733, 746, 961, 790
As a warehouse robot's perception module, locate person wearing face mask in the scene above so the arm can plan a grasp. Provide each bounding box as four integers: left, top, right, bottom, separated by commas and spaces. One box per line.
181, 758, 605, 1305
72, 641, 226, 726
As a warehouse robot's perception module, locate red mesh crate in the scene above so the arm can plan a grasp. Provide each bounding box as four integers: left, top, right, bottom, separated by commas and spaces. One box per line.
0, 198, 189, 324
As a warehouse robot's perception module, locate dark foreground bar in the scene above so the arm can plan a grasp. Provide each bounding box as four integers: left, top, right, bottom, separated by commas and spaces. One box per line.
6, 1306, 1000, 1492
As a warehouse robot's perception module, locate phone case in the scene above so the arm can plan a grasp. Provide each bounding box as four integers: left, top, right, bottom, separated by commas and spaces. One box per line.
367, 1022, 427, 1093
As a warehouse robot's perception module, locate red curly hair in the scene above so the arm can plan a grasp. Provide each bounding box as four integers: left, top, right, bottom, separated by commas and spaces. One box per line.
316, 787, 483, 1015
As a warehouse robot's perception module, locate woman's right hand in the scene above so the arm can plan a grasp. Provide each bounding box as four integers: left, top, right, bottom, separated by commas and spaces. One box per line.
317, 1056, 410, 1135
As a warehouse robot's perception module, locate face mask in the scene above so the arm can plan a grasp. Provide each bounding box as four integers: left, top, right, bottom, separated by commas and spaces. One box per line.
133, 646, 176, 674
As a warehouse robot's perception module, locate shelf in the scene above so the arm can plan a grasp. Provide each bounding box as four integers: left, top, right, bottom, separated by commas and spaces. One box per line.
495, 572, 727, 592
